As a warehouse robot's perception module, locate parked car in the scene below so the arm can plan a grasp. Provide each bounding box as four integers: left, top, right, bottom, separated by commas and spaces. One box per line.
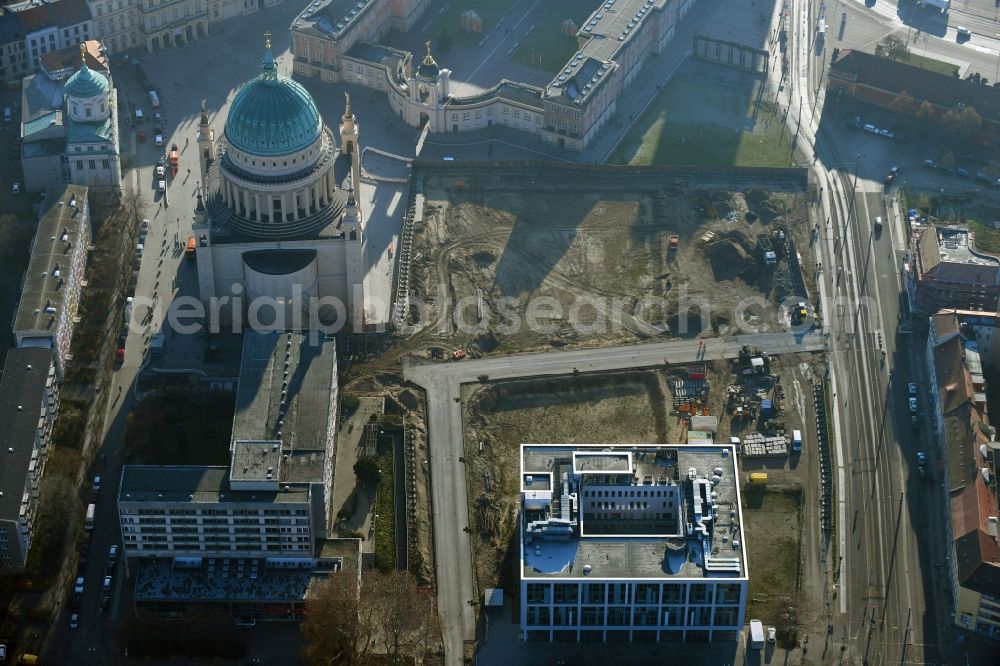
102, 575, 113, 592
917, 451, 927, 465
155, 165, 165, 178
908, 382, 917, 396
158, 180, 166, 192
878, 129, 895, 139
138, 130, 146, 142
976, 172, 992, 184
69, 613, 79, 629
863, 123, 879, 134
923, 159, 936, 168
957, 26, 971, 42
155, 134, 163, 147
74, 577, 84, 594
11, 181, 20, 194
908, 397, 918, 413
141, 218, 149, 230
956, 167, 969, 178
911, 415, 919, 430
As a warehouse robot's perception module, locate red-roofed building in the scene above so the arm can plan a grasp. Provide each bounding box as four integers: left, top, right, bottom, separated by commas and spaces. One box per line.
926, 311, 1000, 641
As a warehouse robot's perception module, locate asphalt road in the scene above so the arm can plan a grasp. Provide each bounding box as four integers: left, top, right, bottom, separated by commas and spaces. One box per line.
789, 0, 946, 663
832, 0, 1000, 80
46, 22, 219, 664
403, 330, 824, 666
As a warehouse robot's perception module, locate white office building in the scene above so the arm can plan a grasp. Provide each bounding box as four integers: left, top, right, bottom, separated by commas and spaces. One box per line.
519, 444, 748, 642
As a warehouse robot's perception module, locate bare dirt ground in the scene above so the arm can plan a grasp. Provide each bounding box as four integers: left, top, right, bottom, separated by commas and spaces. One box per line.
459, 351, 826, 645
405, 166, 814, 359
462, 369, 669, 591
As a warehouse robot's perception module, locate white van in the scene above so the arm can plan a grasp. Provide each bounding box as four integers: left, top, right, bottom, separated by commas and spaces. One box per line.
148, 90, 160, 108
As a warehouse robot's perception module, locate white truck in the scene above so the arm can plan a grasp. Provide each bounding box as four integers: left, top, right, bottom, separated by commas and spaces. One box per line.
792, 429, 802, 453
85, 503, 96, 530
749, 619, 765, 649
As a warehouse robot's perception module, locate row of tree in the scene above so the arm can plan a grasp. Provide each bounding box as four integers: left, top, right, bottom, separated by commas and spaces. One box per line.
301, 570, 436, 666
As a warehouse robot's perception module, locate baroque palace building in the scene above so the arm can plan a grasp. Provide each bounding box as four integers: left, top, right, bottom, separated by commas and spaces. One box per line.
291, 0, 691, 151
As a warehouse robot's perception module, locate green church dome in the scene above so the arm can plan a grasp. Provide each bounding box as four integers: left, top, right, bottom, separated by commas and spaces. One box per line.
224, 38, 322, 157
64, 45, 109, 100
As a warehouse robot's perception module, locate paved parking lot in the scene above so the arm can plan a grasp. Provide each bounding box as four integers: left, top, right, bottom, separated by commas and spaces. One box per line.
819, 96, 1000, 197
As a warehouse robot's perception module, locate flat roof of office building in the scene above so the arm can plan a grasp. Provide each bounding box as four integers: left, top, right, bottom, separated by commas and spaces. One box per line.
13, 184, 90, 337
0, 348, 54, 522
231, 331, 336, 458
119, 466, 310, 504
521, 444, 747, 580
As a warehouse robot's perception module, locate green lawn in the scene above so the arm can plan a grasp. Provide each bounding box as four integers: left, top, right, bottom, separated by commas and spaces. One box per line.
901, 52, 959, 77
428, 0, 512, 50
612, 77, 796, 167
511, 0, 594, 74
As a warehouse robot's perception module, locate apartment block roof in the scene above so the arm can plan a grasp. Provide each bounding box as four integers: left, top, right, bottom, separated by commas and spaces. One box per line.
520, 444, 747, 580
13, 184, 89, 337
231, 331, 337, 463
930, 321, 1000, 597
118, 466, 310, 504
0, 348, 54, 522
40, 38, 106, 77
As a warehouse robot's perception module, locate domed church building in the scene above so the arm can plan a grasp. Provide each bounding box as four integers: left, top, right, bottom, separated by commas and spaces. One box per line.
193, 33, 369, 330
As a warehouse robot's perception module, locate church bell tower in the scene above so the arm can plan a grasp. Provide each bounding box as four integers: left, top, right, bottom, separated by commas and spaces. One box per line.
340, 92, 361, 197
196, 98, 215, 180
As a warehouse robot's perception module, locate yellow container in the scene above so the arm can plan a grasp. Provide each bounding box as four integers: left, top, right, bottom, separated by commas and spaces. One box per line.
748, 472, 769, 486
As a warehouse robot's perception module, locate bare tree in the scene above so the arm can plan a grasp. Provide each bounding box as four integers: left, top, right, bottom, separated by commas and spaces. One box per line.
301, 571, 370, 666
889, 90, 919, 115
301, 570, 436, 666
371, 571, 435, 664
875, 34, 908, 62
915, 100, 936, 120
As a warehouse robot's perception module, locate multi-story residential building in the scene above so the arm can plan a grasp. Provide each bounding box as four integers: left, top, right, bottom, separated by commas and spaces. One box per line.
0, 348, 59, 572
11, 0, 93, 70
117, 330, 342, 620
12, 185, 91, 379
118, 330, 338, 562
292, 0, 688, 151
906, 225, 1000, 315
0, 8, 30, 84
925, 312, 1000, 642
87, 0, 140, 53
519, 444, 748, 642
136, 0, 208, 52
